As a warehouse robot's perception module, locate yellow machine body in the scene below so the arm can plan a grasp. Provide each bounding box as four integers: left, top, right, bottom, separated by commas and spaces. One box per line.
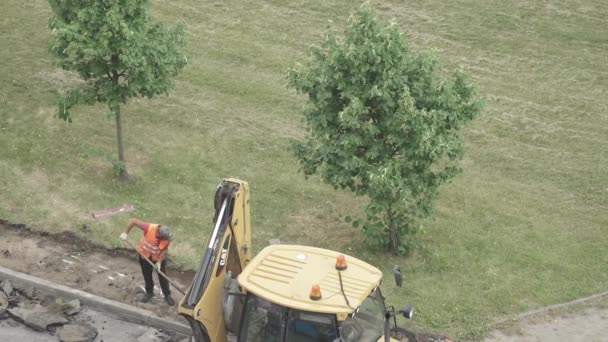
178, 178, 252, 342
179, 179, 411, 342
238, 244, 382, 321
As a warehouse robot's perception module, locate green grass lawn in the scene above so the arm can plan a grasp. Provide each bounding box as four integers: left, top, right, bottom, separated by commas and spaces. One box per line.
1, 0, 607, 339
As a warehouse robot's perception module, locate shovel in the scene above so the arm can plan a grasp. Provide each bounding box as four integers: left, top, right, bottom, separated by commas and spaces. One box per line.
123, 239, 186, 295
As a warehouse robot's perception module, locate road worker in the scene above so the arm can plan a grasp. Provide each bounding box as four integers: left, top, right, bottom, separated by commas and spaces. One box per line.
120, 218, 175, 306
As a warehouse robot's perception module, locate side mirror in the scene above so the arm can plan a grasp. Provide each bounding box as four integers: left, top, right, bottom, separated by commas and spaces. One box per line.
399, 306, 414, 320
393, 266, 403, 288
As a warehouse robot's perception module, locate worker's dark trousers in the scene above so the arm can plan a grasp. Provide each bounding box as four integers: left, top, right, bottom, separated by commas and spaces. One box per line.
139, 256, 171, 297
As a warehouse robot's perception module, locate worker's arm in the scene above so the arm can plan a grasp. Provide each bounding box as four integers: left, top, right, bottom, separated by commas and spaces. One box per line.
125, 218, 150, 233
120, 218, 150, 240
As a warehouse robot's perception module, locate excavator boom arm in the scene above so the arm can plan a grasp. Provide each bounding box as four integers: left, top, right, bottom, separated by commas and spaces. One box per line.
178, 179, 251, 342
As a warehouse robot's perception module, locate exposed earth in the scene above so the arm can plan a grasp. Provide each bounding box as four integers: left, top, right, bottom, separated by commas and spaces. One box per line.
0, 220, 194, 324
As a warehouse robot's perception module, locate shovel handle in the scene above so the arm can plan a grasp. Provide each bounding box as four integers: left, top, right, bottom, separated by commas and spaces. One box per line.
123, 239, 186, 295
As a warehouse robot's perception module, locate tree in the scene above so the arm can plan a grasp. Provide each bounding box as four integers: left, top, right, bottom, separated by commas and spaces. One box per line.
287, 4, 482, 254
48, 0, 187, 181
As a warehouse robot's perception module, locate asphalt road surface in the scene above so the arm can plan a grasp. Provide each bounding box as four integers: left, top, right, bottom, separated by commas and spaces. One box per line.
484, 305, 608, 342
0, 306, 177, 342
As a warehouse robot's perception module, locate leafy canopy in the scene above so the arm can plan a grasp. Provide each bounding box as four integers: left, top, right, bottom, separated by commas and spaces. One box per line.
288, 4, 482, 254
48, 0, 187, 121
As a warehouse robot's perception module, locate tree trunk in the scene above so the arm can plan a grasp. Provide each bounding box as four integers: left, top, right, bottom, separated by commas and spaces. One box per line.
387, 208, 399, 254
114, 105, 129, 182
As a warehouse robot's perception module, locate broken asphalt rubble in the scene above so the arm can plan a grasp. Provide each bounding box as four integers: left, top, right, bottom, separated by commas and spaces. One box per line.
1, 278, 94, 341
0, 278, 186, 342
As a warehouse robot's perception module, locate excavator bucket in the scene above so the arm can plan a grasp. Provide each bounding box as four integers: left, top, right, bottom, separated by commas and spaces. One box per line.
178, 179, 251, 342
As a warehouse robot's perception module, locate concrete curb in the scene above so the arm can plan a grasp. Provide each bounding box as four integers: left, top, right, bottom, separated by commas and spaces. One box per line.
493, 290, 608, 327
0, 265, 192, 336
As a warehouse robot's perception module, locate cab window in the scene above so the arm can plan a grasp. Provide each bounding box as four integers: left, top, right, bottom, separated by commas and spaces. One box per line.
338, 289, 386, 342
239, 294, 286, 342
286, 310, 338, 342
239, 294, 340, 342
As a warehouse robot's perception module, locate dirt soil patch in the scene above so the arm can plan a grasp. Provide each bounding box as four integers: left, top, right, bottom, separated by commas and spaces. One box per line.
0, 220, 194, 323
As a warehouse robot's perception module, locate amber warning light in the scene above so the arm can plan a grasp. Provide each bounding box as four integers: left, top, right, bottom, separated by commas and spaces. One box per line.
310, 284, 322, 300
335, 255, 347, 270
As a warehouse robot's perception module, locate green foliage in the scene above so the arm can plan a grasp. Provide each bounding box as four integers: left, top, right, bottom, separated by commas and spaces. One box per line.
49, 0, 187, 119
112, 159, 126, 178
288, 3, 482, 254
48, 0, 187, 178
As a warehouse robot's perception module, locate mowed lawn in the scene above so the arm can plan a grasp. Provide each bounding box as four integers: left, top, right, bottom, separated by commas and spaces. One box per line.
1, 0, 607, 339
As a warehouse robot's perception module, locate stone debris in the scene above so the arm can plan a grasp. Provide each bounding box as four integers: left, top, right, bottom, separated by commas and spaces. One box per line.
58, 323, 98, 342
8, 305, 69, 331
26, 309, 69, 331
136, 327, 171, 342
7, 307, 27, 321
0, 291, 8, 315
8, 293, 26, 307
5, 316, 19, 326
64, 299, 81, 316
0, 279, 178, 342
21, 285, 36, 299
1, 280, 14, 296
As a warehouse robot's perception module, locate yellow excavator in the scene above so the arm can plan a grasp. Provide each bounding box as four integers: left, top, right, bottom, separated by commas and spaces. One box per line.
178, 178, 416, 342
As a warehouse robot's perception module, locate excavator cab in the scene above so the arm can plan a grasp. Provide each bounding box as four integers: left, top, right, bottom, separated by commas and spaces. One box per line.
178, 179, 414, 342
238, 283, 387, 342
238, 292, 372, 342
236, 245, 414, 342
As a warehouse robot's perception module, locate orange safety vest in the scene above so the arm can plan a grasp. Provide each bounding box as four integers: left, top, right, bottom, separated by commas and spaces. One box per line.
138, 224, 170, 262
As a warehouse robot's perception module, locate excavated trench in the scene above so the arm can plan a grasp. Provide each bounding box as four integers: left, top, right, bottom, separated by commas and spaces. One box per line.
0, 220, 195, 323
